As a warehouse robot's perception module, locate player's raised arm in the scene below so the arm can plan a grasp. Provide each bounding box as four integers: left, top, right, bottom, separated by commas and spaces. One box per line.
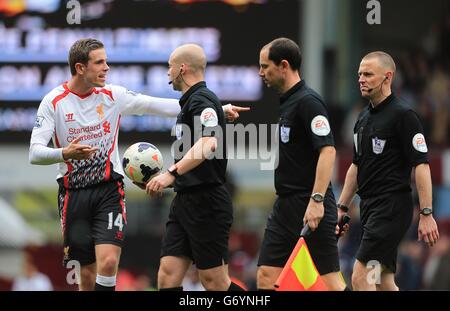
114, 85, 249, 120
114, 85, 181, 117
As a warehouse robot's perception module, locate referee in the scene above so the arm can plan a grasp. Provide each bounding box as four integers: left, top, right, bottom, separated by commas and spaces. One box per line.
337, 51, 439, 291
256, 38, 346, 291
146, 44, 246, 291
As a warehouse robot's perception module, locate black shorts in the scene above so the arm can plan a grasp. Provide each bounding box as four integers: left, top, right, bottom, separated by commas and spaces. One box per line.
160, 184, 233, 270
258, 191, 340, 275
57, 179, 127, 267
356, 191, 413, 273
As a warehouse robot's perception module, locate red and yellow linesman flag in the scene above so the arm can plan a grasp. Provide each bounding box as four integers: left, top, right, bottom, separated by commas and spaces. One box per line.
275, 225, 328, 291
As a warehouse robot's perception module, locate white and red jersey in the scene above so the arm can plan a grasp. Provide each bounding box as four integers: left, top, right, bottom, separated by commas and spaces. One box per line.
30, 82, 180, 189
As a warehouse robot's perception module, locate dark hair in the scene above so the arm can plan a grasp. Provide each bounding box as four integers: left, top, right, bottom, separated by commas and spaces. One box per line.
68, 38, 104, 75
266, 38, 302, 71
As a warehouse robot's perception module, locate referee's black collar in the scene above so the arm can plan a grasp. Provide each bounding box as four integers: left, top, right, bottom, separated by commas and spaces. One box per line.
280, 80, 305, 104
369, 93, 395, 113
179, 81, 207, 107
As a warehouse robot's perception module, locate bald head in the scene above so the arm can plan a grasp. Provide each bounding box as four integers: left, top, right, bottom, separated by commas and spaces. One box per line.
170, 44, 207, 74
362, 51, 396, 75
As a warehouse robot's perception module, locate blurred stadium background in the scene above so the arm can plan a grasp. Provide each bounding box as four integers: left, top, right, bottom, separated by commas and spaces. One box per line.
0, 0, 449, 290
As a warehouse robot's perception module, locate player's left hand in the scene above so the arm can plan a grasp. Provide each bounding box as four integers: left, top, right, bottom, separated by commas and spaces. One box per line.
223, 104, 250, 122
418, 214, 440, 247
303, 200, 324, 231
146, 172, 175, 198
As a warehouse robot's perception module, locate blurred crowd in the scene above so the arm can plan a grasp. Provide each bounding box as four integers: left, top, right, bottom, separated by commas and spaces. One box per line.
398, 13, 450, 148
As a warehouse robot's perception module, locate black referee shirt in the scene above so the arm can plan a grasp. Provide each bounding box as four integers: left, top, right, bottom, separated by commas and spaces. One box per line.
276, 80, 335, 195
353, 93, 429, 199
173, 81, 227, 192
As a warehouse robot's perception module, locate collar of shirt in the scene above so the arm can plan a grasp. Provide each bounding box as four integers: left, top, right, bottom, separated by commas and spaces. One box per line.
369, 93, 395, 113
280, 80, 305, 104
179, 81, 207, 108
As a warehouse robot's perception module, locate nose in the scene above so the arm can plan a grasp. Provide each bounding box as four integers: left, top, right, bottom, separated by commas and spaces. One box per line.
358, 75, 364, 84
259, 68, 264, 77
104, 63, 110, 72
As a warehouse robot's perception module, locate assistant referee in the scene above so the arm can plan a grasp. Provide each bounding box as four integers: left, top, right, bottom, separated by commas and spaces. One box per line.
256, 38, 346, 291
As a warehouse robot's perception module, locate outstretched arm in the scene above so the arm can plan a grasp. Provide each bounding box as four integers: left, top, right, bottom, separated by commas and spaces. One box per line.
117, 86, 250, 120
119, 92, 181, 117
119, 90, 250, 120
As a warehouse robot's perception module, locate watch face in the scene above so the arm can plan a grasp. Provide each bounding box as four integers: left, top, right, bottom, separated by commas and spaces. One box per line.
312, 193, 324, 202
421, 208, 432, 215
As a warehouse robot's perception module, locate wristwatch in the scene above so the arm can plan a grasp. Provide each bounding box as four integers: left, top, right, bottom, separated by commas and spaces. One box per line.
419, 207, 432, 216
311, 193, 324, 203
167, 164, 180, 179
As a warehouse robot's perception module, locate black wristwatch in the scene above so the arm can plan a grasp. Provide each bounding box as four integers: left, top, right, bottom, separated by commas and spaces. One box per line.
419, 207, 432, 216
337, 204, 349, 213
311, 193, 324, 203
167, 164, 180, 179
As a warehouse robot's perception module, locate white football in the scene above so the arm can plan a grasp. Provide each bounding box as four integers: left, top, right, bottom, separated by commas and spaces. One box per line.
122, 142, 163, 184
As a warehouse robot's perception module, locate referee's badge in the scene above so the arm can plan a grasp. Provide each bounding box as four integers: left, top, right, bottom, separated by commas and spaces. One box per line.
412, 133, 428, 153
280, 125, 291, 143
200, 108, 218, 127
372, 137, 386, 154
311, 115, 331, 136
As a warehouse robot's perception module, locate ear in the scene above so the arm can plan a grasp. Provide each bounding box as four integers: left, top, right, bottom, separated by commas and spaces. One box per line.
385, 71, 393, 82
280, 59, 290, 70
75, 63, 85, 75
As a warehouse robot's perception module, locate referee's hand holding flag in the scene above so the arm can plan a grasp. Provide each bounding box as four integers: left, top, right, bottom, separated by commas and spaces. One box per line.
274, 224, 327, 291
275, 215, 351, 291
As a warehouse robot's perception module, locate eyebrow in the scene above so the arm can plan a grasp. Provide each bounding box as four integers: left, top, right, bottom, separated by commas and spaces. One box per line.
90, 56, 106, 62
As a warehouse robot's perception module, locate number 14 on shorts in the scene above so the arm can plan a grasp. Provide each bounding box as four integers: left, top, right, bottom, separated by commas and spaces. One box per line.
107, 212, 124, 231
